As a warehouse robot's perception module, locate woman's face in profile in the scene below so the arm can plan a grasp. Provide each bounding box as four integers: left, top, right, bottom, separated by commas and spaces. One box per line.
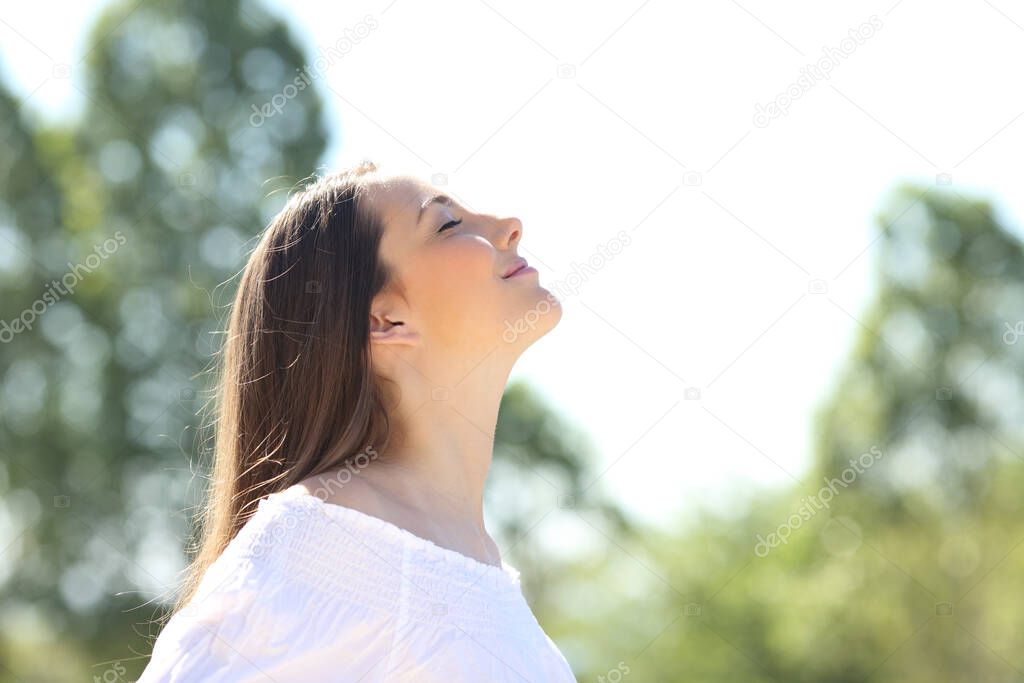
363, 173, 561, 360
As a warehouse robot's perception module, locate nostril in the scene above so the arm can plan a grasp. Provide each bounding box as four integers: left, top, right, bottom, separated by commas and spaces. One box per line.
505, 217, 523, 245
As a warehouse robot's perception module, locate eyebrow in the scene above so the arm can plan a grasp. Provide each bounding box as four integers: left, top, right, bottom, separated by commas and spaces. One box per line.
416, 194, 453, 226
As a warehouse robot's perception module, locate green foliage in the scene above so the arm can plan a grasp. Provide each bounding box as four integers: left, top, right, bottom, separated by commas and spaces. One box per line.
1, 0, 331, 678
2, 1, 1022, 681
0, 3, 614, 680
557, 185, 1024, 681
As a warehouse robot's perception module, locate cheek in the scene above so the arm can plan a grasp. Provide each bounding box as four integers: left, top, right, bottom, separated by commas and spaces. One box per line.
411, 238, 501, 326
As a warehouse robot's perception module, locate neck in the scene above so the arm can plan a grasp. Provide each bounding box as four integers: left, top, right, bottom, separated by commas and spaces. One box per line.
367, 349, 513, 531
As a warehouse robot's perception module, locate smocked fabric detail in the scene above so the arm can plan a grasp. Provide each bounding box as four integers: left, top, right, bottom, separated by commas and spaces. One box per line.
138, 486, 577, 682
242, 488, 539, 637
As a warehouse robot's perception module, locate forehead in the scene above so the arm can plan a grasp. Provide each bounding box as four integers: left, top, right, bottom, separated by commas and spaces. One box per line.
362, 174, 438, 229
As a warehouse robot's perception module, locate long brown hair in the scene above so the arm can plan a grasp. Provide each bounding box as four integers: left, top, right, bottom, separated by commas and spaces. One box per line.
174, 161, 395, 613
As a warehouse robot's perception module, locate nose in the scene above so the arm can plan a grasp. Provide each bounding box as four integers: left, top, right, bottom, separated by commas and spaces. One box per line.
496, 216, 523, 249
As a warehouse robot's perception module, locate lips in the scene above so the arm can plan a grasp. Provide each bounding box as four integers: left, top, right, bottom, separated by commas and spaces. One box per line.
502, 258, 529, 278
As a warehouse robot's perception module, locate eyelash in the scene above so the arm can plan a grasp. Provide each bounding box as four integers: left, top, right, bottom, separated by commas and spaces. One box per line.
438, 218, 463, 233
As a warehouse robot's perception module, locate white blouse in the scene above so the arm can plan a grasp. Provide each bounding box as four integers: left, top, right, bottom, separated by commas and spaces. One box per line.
139, 486, 576, 682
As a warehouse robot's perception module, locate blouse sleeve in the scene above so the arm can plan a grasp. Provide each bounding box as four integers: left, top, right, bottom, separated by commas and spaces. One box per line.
138, 527, 399, 682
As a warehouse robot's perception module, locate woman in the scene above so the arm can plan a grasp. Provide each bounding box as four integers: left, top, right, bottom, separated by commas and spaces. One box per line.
139, 161, 574, 681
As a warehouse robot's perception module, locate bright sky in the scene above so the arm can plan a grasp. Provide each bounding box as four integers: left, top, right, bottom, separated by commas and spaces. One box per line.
3, 0, 1024, 531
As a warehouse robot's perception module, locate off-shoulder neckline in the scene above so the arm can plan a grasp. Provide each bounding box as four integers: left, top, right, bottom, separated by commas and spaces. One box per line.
267, 486, 521, 586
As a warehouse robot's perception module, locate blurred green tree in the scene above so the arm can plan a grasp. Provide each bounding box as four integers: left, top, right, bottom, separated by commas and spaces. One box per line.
1, 0, 331, 676
556, 185, 1024, 682
0, 2, 613, 679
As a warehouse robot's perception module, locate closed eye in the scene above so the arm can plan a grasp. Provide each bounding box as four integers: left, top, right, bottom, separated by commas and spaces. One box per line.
438, 218, 462, 233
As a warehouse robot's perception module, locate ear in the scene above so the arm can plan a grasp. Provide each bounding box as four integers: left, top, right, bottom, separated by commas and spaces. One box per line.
369, 310, 421, 346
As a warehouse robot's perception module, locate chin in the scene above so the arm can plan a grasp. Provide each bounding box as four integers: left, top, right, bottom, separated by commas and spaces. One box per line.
500, 292, 562, 346
537, 292, 563, 331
